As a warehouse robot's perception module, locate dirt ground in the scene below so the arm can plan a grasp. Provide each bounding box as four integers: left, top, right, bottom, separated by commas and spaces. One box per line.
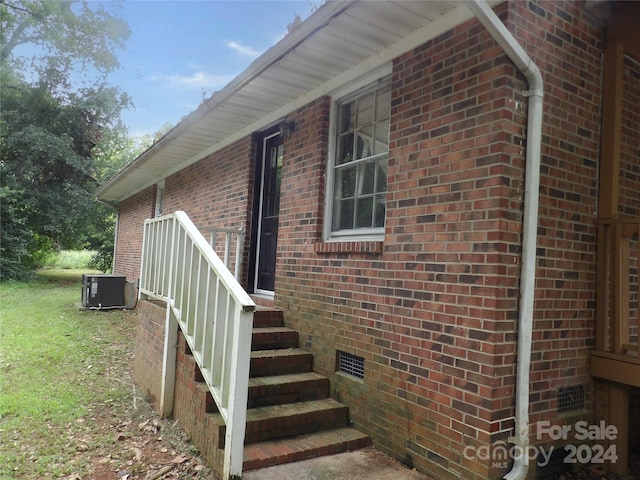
59, 311, 220, 480
71, 396, 219, 480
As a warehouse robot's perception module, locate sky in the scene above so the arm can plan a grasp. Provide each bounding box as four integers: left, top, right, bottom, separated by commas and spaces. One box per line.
102, 1, 316, 139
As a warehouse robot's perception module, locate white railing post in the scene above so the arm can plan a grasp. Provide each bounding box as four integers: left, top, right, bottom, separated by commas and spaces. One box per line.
204, 226, 245, 281
223, 307, 253, 480
160, 304, 178, 417
140, 212, 254, 480
234, 232, 243, 281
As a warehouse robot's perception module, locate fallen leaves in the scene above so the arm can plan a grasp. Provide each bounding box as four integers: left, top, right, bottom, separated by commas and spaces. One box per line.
74, 411, 214, 479
144, 465, 173, 480
57, 392, 216, 480
130, 446, 143, 462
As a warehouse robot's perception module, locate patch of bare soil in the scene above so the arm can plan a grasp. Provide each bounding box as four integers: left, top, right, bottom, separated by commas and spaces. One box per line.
61, 312, 219, 480
68, 397, 219, 480
559, 455, 640, 480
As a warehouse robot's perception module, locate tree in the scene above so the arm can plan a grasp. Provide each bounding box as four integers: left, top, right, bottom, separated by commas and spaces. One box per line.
1, 0, 130, 83
0, 1, 132, 279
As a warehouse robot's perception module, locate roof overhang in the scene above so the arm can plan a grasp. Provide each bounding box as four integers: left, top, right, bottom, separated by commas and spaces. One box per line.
97, 0, 500, 203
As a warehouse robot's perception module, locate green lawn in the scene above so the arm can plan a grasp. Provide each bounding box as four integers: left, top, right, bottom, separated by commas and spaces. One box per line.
0, 270, 136, 478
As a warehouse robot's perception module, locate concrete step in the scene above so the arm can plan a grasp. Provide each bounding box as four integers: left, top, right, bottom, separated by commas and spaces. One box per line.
250, 348, 313, 377
243, 427, 371, 471
248, 372, 330, 408
251, 327, 298, 351
244, 398, 349, 444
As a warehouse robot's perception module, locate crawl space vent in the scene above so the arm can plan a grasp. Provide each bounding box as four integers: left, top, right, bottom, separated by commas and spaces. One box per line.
536, 447, 571, 480
557, 385, 585, 413
337, 351, 364, 379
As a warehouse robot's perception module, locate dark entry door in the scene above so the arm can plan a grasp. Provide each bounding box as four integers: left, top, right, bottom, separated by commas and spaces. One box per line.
254, 133, 283, 293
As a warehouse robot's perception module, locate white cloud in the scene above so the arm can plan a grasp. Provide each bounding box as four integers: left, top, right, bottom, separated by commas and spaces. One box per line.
148, 71, 234, 90
226, 41, 260, 58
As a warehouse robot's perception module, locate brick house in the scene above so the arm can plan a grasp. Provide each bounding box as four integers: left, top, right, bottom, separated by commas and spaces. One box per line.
97, 1, 640, 479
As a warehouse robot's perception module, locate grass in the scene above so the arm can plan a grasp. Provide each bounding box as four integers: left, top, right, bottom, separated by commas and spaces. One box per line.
0, 269, 136, 478
38, 249, 98, 270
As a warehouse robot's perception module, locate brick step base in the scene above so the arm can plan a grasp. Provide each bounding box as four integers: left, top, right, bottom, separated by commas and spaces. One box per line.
248, 371, 329, 407
244, 398, 349, 444
243, 427, 371, 471
172, 307, 370, 476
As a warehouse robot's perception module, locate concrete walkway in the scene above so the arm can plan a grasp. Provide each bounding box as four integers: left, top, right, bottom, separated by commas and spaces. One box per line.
243, 446, 433, 480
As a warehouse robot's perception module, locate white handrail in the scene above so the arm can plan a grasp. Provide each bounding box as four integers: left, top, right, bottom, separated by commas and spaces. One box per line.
140, 211, 255, 480
201, 226, 245, 281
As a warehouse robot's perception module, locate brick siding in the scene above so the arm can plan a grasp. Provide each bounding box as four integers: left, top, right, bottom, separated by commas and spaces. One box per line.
275, 3, 604, 478
620, 56, 640, 217
114, 187, 155, 281
133, 299, 167, 412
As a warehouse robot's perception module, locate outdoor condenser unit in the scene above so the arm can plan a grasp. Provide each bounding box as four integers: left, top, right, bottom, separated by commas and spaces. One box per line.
81, 274, 127, 309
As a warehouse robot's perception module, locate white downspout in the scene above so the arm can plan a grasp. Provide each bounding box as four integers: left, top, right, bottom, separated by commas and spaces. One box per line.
465, 1, 544, 479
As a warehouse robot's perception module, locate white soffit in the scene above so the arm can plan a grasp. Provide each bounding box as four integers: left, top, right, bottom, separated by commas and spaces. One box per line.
97, 0, 498, 203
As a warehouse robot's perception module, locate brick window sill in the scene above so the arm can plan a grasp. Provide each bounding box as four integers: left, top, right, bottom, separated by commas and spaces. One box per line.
315, 240, 383, 255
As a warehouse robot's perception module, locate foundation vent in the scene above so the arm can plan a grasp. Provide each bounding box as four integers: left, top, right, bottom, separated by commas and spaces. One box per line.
536, 447, 571, 480
557, 384, 585, 413
337, 351, 364, 379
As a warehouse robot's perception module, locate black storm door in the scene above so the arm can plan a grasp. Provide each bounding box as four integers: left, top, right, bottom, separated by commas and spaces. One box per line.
254, 133, 283, 293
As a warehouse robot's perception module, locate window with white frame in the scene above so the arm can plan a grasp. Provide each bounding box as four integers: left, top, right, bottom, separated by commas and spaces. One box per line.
328, 79, 390, 238
155, 180, 165, 217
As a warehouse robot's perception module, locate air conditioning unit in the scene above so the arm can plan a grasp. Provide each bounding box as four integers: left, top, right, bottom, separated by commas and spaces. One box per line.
81, 274, 127, 309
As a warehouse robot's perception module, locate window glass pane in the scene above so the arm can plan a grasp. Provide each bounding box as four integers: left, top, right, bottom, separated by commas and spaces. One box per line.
356, 126, 373, 160
337, 132, 354, 165
265, 144, 283, 217
339, 101, 355, 133
336, 166, 356, 198
375, 86, 391, 121
373, 119, 389, 155
357, 162, 376, 195
355, 197, 373, 229
333, 197, 354, 231
357, 92, 374, 127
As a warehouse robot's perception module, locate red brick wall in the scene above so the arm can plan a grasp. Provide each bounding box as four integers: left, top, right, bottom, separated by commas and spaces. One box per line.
133, 301, 226, 477
173, 331, 225, 478
114, 186, 155, 281
162, 137, 254, 231
274, 2, 603, 479
114, 138, 255, 283
133, 299, 167, 413
511, 0, 602, 425
620, 56, 640, 217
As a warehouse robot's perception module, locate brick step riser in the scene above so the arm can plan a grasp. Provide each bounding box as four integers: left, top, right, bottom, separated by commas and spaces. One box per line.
252, 312, 284, 329
251, 331, 298, 351
244, 405, 350, 444
250, 354, 313, 377
247, 378, 330, 407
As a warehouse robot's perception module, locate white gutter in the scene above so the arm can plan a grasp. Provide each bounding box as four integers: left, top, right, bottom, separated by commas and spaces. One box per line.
465, 1, 544, 480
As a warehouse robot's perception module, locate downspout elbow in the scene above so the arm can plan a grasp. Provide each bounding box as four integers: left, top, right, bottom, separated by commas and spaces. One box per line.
522, 62, 544, 99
